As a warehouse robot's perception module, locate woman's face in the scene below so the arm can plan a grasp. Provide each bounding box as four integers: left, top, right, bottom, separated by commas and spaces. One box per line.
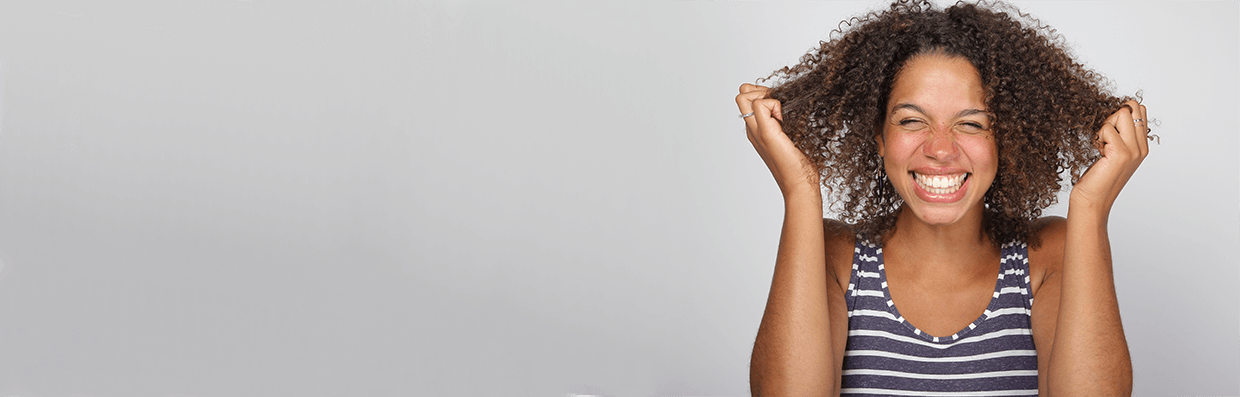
876, 54, 997, 226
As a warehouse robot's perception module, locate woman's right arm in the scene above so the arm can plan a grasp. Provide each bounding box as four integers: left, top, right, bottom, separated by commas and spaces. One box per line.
737, 84, 847, 397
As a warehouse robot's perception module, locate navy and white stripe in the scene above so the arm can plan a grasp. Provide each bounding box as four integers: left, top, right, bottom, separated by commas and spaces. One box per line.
840, 239, 1038, 396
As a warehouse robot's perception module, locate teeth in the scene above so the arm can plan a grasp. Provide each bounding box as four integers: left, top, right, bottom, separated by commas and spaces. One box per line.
914, 173, 968, 195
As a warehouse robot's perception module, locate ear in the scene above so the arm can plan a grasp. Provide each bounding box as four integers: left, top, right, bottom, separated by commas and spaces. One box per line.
875, 132, 886, 158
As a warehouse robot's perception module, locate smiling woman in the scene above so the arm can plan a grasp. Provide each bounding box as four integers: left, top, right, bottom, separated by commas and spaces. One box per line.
877, 54, 997, 227
735, 0, 1148, 395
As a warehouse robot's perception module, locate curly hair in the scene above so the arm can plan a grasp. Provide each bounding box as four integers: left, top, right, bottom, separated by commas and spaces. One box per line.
763, 0, 1133, 246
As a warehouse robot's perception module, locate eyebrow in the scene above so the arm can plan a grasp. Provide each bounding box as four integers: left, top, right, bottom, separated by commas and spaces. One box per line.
890, 103, 989, 118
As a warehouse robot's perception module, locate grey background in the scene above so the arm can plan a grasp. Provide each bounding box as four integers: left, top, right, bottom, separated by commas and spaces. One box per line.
0, 1, 1235, 396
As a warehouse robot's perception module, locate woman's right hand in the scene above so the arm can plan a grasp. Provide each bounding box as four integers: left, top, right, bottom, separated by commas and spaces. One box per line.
738, 84, 839, 396
735, 84, 821, 199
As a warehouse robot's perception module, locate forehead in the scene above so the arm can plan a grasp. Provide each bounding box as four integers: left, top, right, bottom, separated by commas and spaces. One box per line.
887, 54, 986, 113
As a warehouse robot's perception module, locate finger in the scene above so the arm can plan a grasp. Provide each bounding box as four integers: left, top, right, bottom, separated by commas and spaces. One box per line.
736, 87, 768, 134
1097, 113, 1123, 155
735, 87, 761, 112
736, 84, 771, 111
1088, 120, 1123, 192
1106, 109, 1135, 158
1122, 100, 1147, 157
735, 90, 769, 107
1113, 103, 1140, 154
739, 83, 771, 95
736, 85, 771, 117
740, 86, 780, 123
1096, 111, 1119, 152
770, 98, 783, 123
1135, 102, 1150, 157
752, 98, 784, 137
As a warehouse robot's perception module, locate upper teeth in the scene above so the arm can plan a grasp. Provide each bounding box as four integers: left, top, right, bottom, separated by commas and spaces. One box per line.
915, 173, 967, 193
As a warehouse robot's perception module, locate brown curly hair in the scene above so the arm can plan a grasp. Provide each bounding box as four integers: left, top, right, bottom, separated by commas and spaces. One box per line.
763, 0, 1134, 246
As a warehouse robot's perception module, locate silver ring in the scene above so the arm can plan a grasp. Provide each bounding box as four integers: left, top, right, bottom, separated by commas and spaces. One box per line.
739, 112, 755, 119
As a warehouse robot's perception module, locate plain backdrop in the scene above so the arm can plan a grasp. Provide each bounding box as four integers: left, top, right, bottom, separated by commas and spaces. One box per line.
0, 1, 1236, 396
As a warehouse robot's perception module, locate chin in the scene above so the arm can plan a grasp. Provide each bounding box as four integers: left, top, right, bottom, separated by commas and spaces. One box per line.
909, 207, 972, 225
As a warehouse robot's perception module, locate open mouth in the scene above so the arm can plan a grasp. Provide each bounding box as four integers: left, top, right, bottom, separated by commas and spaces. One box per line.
912, 172, 969, 195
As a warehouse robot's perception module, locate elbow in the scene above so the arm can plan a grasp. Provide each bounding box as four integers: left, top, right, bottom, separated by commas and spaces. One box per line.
750, 370, 838, 397
750, 362, 837, 397
1047, 354, 1133, 396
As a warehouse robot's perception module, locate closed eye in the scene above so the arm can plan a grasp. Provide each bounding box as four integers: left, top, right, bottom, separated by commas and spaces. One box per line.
899, 119, 926, 127
958, 121, 989, 133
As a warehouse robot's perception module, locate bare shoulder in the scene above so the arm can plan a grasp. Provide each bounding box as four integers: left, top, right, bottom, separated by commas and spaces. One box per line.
823, 219, 857, 288
1028, 216, 1067, 294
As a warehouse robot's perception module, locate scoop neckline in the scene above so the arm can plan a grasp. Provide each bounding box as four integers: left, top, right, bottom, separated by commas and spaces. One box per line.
872, 244, 1009, 344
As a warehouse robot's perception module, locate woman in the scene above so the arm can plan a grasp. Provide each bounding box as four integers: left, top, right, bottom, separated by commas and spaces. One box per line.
734, 1, 1149, 395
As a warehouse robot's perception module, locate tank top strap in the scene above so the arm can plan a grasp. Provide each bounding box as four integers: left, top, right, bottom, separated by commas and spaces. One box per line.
845, 237, 883, 313
998, 240, 1035, 311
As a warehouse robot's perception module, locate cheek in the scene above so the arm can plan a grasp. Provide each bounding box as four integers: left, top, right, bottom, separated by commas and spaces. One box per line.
883, 134, 924, 158
960, 138, 999, 171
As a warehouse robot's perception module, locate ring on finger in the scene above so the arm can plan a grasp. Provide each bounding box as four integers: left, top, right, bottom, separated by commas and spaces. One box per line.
739, 112, 755, 119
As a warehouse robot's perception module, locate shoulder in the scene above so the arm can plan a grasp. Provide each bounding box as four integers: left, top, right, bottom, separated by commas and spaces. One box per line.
824, 219, 857, 288
1028, 216, 1066, 258
1027, 216, 1067, 295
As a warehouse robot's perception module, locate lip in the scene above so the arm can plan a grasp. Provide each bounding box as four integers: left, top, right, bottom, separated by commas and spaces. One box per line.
910, 171, 970, 203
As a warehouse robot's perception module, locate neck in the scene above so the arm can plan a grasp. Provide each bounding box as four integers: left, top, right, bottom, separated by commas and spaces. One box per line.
884, 203, 996, 276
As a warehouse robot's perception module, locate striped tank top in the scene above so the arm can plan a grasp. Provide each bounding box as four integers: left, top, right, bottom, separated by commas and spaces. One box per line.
840, 239, 1039, 396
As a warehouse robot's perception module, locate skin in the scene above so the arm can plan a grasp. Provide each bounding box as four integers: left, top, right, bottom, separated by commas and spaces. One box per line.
876, 54, 1001, 338
736, 53, 1146, 396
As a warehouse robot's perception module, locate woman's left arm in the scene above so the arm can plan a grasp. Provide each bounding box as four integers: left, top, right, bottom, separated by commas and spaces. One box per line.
1042, 100, 1149, 396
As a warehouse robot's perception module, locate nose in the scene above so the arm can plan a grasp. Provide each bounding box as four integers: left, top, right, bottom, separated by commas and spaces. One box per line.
922, 127, 959, 161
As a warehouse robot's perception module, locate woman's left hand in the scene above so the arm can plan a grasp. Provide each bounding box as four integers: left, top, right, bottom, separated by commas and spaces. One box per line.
1069, 100, 1150, 215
